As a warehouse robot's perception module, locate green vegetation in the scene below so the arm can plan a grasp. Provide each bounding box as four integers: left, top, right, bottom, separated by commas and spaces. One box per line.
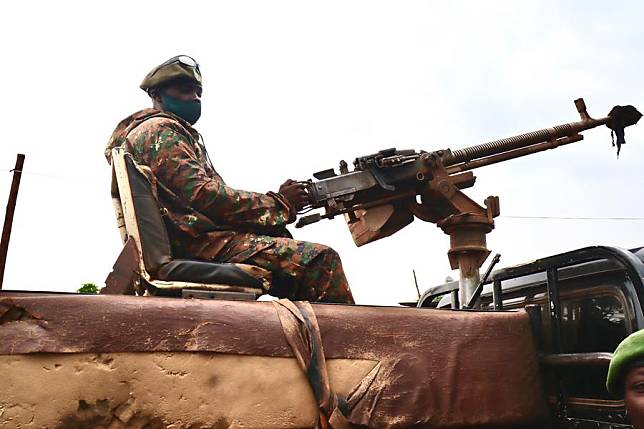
78, 283, 99, 294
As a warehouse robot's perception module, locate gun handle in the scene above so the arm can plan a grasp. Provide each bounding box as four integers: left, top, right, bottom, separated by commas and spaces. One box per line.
295, 213, 321, 228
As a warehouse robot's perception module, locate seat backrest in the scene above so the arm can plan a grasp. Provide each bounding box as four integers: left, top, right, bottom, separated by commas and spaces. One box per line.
111, 148, 172, 276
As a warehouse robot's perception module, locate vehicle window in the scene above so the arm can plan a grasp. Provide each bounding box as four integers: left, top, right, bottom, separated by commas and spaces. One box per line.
561, 295, 627, 353
559, 294, 628, 399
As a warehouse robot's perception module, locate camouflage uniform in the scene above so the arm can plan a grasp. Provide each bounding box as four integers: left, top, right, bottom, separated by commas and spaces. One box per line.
106, 109, 354, 303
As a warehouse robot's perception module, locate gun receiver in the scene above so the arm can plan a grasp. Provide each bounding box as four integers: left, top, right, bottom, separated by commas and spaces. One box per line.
296, 98, 641, 307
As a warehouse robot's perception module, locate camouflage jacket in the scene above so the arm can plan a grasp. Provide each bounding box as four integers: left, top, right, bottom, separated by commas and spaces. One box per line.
106, 109, 294, 260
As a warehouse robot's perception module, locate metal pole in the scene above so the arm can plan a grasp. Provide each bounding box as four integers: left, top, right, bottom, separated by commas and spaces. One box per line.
492, 280, 503, 311
546, 267, 567, 419
450, 290, 460, 309
459, 268, 480, 309
0, 154, 25, 290
412, 269, 421, 300
465, 253, 501, 309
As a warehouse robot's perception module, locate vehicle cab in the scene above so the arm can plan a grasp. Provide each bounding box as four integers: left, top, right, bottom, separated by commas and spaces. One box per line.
418, 246, 644, 428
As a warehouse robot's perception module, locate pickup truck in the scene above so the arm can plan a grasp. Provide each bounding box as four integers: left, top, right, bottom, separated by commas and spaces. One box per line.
418, 245, 644, 428
1, 245, 642, 428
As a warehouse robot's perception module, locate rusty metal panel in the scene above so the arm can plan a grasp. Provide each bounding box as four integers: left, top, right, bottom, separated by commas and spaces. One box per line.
0, 294, 548, 428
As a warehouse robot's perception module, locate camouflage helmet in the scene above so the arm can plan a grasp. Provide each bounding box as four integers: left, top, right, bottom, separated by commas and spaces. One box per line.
140, 55, 202, 92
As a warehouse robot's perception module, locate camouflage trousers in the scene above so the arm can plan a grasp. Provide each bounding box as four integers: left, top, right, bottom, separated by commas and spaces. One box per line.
178, 230, 354, 303
243, 238, 354, 304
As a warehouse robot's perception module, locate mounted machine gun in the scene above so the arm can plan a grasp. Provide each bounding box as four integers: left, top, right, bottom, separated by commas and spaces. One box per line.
295, 98, 641, 307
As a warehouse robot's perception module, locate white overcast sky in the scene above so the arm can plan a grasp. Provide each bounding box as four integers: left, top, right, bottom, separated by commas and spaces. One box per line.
0, 1, 642, 304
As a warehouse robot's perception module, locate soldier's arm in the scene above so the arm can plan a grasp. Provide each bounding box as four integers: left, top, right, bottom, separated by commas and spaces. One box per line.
148, 126, 294, 227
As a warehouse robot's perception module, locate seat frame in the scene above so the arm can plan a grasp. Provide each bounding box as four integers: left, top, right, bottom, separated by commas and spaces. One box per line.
104, 147, 266, 299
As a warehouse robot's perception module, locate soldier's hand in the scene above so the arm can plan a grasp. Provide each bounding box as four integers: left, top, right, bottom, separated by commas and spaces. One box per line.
278, 179, 309, 211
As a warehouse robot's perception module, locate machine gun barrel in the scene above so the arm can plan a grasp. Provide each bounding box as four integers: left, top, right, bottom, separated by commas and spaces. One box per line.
446, 98, 608, 167
446, 134, 585, 174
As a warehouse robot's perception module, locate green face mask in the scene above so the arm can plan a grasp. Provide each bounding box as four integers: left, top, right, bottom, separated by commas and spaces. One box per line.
160, 92, 201, 125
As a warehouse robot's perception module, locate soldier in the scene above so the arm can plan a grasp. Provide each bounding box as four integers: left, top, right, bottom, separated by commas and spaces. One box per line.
105, 55, 354, 304
607, 330, 644, 428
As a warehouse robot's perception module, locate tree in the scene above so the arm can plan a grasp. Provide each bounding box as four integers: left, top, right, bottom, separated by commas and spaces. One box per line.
78, 283, 99, 294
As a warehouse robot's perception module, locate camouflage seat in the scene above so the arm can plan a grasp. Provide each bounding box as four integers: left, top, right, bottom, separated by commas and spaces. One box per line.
106, 147, 269, 299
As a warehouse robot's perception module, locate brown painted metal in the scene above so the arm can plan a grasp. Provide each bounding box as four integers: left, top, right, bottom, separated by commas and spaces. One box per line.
446, 98, 609, 165
446, 134, 584, 174
408, 150, 501, 305
0, 154, 25, 290
101, 236, 140, 295
326, 97, 615, 305
0, 294, 548, 428
405, 98, 617, 305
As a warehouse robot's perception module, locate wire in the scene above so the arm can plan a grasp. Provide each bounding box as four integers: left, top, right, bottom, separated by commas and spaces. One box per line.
8, 170, 103, 185
501, 215, 644, 221
5, 169, 644, 222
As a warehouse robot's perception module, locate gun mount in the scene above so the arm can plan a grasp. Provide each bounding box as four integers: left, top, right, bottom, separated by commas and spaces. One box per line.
296, 98, 641, 307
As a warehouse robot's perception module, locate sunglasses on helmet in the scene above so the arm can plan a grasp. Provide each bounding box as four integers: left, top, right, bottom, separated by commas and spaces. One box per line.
152, 55, 200, 76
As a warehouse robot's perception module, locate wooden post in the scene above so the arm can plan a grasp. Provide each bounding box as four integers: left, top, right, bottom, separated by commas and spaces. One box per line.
0, 154, 25, 290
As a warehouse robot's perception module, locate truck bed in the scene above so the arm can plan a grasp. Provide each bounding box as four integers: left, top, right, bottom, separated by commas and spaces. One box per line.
0, 293, 547, 428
